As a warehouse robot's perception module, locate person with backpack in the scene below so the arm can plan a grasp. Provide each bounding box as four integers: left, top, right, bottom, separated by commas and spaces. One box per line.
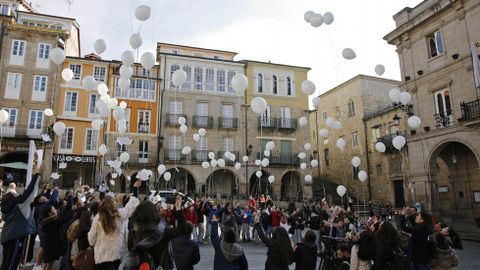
431, 234, 459, 270
211, 215, 248, 270
88, 181, 141, 270
400, 209, 435, 270
170, 221, 201, 269
350, 231, 375, 270
293, 229, 317, 270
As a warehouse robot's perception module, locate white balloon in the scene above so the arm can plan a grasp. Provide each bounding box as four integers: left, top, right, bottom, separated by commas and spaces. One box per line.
178, 117, 186, 125
210, 159, 218, 168
172, 69, 187, 87
304, 143, 312, 151
301, 80, 316, 95
193, 133, 200, 142
119, 101, 127, 109
400, 92, 412, 105
251, 97, 268, 115
218, 159, 226, 167
255, 159, 261, 166
118, 78, 131, 91
242, 156, 249, 162
110, 98, 118, 108
312, 97, 320, 108
408, 116, 422, 129
129, 33, 143, 49
323, 12, 334, 25
97, 83, 109, 95
298, 152, 307, 159
96, 100, 110, 117
179, 124, 188, 134
336, 185, 347, 197
201, 161, 210, 169
98, 144, 108, 156
351, 156, 361, 168
231, 73, 248, 93
268, 175, 275, 184
163, 172, 171, 181
53, 122, 66, 136
304, 174, 313, 184
336, 138, 346, 150
208, 152, 215, 159
91, 119, 103, 130
50, 47, 65, 64
93, 39, 106, 54
230, 153, 237, 162
392, 135, 406, 150
117, 124, 127, 134
333, 121, 343, 130
255, 171, 262, 178
311, 159, 319, 168
264, 150, 270, 157
342, 48, 356, 60
300, 163, 307, 170
375, 142, 386, 153
304, 10, 315, 23
375, 64, 385, 76
120, 65, 133, 79
135, 5, 151, 21
0, 109, 9, 124
261, 158, 269, 167
157, 164, 166, 174
298, 117, 308, 127
309, 13, 324, 27
358, 171, 368, 182
319, 129, 329, 138
234, 162, 242, 170
140, 52, 155, 70
182, 146, 192, 155
121, 50, 135, 67
266, 141, 275, 151
113, 107, 125, 121
83, 76, 97, 89
325, 117, 335, 128
120, 152, 130, 163
43, 108, 53, 117
389, 88, 401, 103
198, 128, 206, 137
61, 68, 74, 82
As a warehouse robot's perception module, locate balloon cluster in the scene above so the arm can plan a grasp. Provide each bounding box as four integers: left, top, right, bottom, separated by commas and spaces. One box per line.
304, 11, 334, 27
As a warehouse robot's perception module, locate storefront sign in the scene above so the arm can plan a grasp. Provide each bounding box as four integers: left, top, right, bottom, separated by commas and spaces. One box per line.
438, 186, 449, 193
53, 155, 96, 163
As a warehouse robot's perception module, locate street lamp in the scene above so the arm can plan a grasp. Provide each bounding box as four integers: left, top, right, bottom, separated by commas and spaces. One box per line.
245, 144, 253, 198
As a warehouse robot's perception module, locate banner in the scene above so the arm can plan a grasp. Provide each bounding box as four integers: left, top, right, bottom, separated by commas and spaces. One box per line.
26, 140, 36, 186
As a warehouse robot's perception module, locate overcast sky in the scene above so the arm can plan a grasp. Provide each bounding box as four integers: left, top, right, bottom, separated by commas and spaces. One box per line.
35, 0, 422, 97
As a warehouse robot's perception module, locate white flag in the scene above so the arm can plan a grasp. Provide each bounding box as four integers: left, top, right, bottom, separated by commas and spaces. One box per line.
26, 140, 36, 186
470, 43, 480, 89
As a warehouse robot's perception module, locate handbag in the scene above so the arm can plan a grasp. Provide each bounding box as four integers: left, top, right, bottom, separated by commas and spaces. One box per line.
72, 247, 95, 270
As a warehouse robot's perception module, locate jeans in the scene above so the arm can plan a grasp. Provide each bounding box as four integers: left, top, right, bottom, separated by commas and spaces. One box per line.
293, 229, 304, 244
312, 229, 322, 253
1, 237, 26, 270
241, 223, 250, 240
205, 222, 211, 242
196, 223, 205, 242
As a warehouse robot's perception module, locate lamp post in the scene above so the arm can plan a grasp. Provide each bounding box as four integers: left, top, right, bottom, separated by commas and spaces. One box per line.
245, 144, 253, 198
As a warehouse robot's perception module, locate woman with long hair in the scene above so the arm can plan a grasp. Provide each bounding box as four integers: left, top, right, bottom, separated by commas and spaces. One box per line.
254, 215, 294, 270
400, 210, 434, 270
373, 221, 401, 270
351, 231, 375, 270
88, 181, 140, 270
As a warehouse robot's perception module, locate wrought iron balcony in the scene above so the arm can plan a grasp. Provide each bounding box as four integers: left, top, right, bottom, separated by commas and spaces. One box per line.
256, 152, 299, 165
192, 115, 214, 128
434, 111, 454, 128
277, 118, 297, 130
257, 117, 277, 128
166, 114, 187, 126
110, 150, 157, 165
165, 149, 184, 161
459, 99, 480, 122
192, 150, 210, 162
218, 151, 239, 163
0, 124, 45, 140
218, 117, 238, 130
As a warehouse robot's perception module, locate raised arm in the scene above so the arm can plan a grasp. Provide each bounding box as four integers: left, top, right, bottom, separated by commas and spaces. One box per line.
88, 215, 99, 247
254, 221, 273, 248
210, 217, 221, 251
119, 195, 139, 220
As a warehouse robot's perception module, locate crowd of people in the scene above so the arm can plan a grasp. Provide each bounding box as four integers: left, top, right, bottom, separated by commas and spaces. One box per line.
0, 165, 465, 270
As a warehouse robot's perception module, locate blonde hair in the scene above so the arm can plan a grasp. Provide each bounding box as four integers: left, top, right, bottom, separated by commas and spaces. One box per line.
98, 197, 119, 235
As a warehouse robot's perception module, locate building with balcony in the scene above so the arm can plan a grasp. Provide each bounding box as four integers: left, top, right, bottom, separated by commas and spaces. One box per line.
385, 0, 480, 222
0, 0, 80, 185
243, 60, 311, 201
309, 75, 400, 204
157, 43, 245, 198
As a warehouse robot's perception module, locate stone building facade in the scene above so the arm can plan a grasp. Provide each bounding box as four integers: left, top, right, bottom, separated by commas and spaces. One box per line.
385, 0, 480, 222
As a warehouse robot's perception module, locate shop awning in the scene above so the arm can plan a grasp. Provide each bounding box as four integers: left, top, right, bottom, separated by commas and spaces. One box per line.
0, 162, 28, 170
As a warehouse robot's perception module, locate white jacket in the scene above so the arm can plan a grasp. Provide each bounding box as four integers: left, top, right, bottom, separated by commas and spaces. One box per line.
350, 244, 371, 270
88, 196, 139, 264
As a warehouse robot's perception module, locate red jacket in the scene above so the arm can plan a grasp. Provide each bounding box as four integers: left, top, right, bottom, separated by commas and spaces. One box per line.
249, 198, 256, 209
166, 209, 176, 225
185, 210, 198, 225
271, 211, 283, 227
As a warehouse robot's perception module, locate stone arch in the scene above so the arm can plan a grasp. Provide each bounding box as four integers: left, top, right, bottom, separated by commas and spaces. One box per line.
249, 169, 271, 198
280, 170, 303, 202
159, 167, 196, 196
206, 169, 239, 199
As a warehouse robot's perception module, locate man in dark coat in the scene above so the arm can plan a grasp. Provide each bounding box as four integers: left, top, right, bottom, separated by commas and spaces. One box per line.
211, 215, 248, 270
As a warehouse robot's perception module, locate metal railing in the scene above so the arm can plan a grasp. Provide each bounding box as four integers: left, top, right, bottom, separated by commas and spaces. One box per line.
192, 115, 214, 128
257, 117, 277, 128
192, 150, 210, 162
460, 99, 480, 122
276, 118, 297, 130
165, 114, 187, 126
434, 111, 454, 128
218, 117, 238, 129
256, 152, 299, 165
109, 150, 157, 165
165, 149, 183, 161
0, 124, 45, 140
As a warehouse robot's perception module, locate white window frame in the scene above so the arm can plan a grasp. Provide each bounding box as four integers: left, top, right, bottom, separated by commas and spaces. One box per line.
84, 128, 99, 153
227, 71, 236, 93
352, 132, 359, 147
182, 66, 192, 90
193, 67, 203, 91
0, 3, 11, 15
286, 77, 292, 96
257, 73, 264, 93
0, 108, 17, 138
205, 68, 215, 91
137, 110, 151, 133
222, 137, 234, 152
168, 135, 181, 160
94, 66, 106, 82
88, 94, 100, 116
427, 30, 444, 59
10, 40, 26, 66
139, 140, 149, 163
36, 43, 51, 69
64, 91, 78, 116
5, 72, 22, 99
272, 75, 278, 94
69, 64, 82, 81
32, 75, 48, 101
170, 64, 180, 87
216, 69, 225, 92
59, 127, 74, 154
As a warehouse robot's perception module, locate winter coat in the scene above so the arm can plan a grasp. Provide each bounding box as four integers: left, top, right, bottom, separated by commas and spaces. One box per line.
293, 243, 317, 270
88, 196, 139, 264
431, 247, 459, 270
271, 211, 282, 227
400, 215, 431, 265
0, 173, 40, 244
350, 244, 371, 270
211, 221, 248, 270
170, 235, 201, 269
254, 222, 292, 270
76, 224, 91, 251
196, 204, 204, 224
185, 210, 198, 225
